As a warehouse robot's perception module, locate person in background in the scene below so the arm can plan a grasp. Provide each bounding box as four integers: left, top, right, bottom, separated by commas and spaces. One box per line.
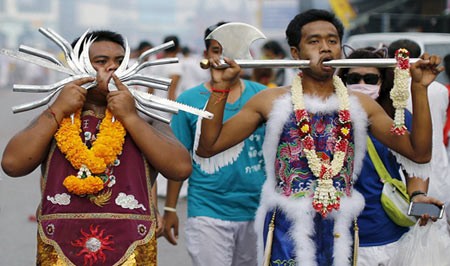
178, 45, 209, 98
128, 40, 168, 233
148, 35, 182, 102
388, 39, 450, 223
196, 9, 442, 265
162, 21, 267, 266
128, 40, 154, 94
442, 54, 450, 147
251, 68, 277, 88
261, 39, 297, 86
131, 40, 153, 61
146, 35, 184, 198
1, 30, 191, 265
338, 47, 442, 266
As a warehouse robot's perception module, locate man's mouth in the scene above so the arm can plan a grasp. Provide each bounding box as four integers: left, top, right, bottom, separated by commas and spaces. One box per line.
321, 58, 334, 70
321, 57, 333, 64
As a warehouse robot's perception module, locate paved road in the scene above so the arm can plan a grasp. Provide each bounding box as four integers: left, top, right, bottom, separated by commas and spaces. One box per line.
0, 88, 192, 266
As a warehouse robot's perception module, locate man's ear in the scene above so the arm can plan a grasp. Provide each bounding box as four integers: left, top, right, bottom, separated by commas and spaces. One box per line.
290, 46, 300, 60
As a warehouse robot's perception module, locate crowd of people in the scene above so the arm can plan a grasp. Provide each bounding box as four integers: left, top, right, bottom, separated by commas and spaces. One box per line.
1, 8, 450, 266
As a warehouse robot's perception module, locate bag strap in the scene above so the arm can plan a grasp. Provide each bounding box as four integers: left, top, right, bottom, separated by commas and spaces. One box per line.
366, 136, 394, 183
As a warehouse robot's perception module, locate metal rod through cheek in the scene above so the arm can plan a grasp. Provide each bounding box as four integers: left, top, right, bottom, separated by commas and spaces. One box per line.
210, 58, 421, 69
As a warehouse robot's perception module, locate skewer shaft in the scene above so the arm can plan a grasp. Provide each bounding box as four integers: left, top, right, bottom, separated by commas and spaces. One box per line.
200, 58, 420, 69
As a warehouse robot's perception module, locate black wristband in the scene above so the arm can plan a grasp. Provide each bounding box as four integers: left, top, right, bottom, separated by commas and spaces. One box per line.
410, 190, 427, 201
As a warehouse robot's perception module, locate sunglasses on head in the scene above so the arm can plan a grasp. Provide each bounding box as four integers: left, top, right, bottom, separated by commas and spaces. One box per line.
345, 73, 380, 85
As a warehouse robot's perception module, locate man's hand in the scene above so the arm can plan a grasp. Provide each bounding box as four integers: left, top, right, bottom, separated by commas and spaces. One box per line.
410, 53, 444, 88
412, 194, 444, 226
155, 210, 165, 237
51, 77, 94, 117
209, 56, 241, 89
107, 74, 138, 122
163, 211, 179, 245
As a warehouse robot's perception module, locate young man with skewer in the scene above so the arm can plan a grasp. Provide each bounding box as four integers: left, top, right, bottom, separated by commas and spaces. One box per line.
197, 9, 443, 265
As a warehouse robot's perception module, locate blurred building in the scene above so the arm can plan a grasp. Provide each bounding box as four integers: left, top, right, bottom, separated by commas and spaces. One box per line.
345, 0, 450, 35
0, 0, 260, 52
0, 0, 448, 58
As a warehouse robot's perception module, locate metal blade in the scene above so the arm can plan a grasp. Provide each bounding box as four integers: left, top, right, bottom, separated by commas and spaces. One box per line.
1, 49, 75, 75
130, 89, 213, 119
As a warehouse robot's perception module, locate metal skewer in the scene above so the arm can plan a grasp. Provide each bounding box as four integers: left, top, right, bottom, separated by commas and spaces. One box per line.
0, 49, 75, 75
19, 45, 65, 66
200, 58, 421, 69
323, 58, 420, 67
4, 27, 213, 124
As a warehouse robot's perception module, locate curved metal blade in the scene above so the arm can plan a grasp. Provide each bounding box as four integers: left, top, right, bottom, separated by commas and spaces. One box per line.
206, 22, 266, 60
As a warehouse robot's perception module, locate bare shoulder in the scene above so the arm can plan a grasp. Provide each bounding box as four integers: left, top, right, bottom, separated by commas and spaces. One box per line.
246, 86, 290, 120
349, 90, 378, 114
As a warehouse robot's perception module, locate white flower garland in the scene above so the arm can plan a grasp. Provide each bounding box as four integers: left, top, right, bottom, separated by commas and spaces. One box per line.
291, 75, 352, 216
390, 48, 411, 135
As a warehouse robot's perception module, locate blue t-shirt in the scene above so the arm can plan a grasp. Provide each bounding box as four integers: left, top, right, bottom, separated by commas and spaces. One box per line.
355, 111, 413, 246
170, 80, 267, 221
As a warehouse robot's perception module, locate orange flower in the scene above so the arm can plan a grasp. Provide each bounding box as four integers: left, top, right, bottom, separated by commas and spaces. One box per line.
63, 175, 104, 195
55, 110, 126, 196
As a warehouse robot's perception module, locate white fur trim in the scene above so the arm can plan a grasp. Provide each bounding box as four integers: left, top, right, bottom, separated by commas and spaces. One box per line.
390, 151, 431, 179
192, 101, 245, 174
256, 92, 367, 265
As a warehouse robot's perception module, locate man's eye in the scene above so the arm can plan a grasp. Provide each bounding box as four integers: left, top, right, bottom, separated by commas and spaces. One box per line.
95, 60, 107, 64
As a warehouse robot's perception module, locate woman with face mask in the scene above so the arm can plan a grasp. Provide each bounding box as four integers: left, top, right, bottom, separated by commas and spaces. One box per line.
338, 47, 440, 266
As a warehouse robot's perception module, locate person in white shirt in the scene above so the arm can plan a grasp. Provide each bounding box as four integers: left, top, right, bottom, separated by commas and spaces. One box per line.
388, 39, 450, 225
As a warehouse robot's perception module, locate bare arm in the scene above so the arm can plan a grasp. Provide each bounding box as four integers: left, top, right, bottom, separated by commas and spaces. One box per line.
163, 179, 183, 245
108, 75, 192, 181
366, 54, 444, 163
1, 77, 94, 177
167, 74, 181, 101
196, 57, 276, 157
151, 182, 164, 237
406, 175, 444, 225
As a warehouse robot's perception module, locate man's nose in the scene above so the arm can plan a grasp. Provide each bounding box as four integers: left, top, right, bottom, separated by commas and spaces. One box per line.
320, 41, 331, 52
106, 61, 120, 71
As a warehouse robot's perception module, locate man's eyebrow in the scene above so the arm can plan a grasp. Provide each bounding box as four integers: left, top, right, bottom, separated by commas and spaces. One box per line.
92, 55, 108, 59
307, 32, 338, 38
92, 55, 125, 59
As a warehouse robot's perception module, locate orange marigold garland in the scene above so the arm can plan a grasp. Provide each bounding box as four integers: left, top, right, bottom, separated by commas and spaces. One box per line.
55, 110, 126, 195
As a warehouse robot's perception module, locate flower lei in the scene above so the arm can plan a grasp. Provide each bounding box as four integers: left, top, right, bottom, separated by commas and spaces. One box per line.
390, 48, 411, 135
292, 74, 352, 217
55, 110, 126, 196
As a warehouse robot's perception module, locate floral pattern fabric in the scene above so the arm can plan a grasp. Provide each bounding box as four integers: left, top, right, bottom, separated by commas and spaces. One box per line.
275, 111, 355, 198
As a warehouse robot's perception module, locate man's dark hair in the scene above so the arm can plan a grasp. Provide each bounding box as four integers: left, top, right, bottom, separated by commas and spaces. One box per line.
71, 30, 125, 53
137, 41, 152, 51
262, 40, 286, 58
163, 35, 180, 53
204, 21, 228, 49
388, 39, 421, 58
285, 9, 344, 48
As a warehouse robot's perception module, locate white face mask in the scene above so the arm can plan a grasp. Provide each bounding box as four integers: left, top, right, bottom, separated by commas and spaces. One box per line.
347, 83, 380, 100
